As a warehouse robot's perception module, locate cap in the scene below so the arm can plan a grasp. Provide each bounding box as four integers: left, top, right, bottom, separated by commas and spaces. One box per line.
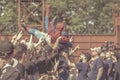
0, 40, 14, 58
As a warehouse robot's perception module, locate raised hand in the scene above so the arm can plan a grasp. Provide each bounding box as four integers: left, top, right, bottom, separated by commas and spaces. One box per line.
45, 34, 51, 43
16, 31, 23, 40
69, 36, 74, 42
69, 44, 80, 55
11, 33, 18, 43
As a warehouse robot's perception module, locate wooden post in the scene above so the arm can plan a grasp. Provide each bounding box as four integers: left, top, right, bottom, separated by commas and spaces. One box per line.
42, 0, 45, 31
18, 0, 21, 31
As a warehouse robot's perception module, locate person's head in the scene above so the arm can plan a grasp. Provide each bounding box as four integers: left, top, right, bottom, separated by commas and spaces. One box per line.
42, 45, 53, 54
0, 40, 14, 69
14, 43, 27, 61
100, 52, 106, 60
79, 53, 86, 62
79, 52, 91, 63
90, 47, 101, 57
105, 51, 112, 59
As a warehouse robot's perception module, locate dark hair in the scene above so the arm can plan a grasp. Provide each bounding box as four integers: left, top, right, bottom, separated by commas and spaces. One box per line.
0, 40, 14, 58
82, 52, 91, 62
14, 43, 27, 60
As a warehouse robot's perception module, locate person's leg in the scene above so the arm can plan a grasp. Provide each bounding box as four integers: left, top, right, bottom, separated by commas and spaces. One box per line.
45, 16, 49, 32
27, 28, 37, 34
34, 31, 47, 39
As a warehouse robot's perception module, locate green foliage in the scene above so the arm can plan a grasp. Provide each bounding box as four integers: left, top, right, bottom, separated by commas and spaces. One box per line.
0, 0, 18, 34
46, 0, 119, 34
0, 0, 119, 34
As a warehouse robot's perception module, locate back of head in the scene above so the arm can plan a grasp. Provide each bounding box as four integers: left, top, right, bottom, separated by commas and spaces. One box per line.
43, 45, 53, 53
0, 40, 14, 58
90, 47, 102, 55
82, 52, 91, 62
14, 43, 27, 60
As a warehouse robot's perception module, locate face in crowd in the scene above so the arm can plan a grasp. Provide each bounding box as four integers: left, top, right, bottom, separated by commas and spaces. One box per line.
79, 54, 87, 62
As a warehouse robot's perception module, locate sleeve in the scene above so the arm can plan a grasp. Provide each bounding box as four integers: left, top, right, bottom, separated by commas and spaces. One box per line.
96, 59, 104, 69
8, 71, 20, 80
76, 63, 82, 70
108, 60, 113, 68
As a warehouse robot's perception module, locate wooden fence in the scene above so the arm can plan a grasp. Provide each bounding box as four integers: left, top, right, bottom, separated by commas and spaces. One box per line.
0, 30, 119, 62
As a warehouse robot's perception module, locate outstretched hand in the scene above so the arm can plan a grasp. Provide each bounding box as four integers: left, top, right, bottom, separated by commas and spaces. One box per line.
16, 31, 23, 40
69, 36, 74, 42
69, 44, 80, 55
75, 44, 80, 50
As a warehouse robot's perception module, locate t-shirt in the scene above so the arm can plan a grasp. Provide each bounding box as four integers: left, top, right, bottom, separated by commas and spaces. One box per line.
15, 63, 25, 79
58, 56, 69, 80
104, 59, 114, 80
88, 57, 104, 80
48, 22, 64, 43
76, 62, 90, 80
0, 66, 20, 80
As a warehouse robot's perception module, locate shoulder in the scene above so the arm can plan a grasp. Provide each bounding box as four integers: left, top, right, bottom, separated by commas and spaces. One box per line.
95, 58, 103, 63
2, 66, 20, 80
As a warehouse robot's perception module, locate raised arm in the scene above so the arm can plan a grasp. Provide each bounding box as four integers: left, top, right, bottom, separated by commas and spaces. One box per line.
12, 31, 23, 45
11, 33, 18, 43
52, 36, 62, 51
34, 38, 42, 47
96, 67, 103, 80
62, 52, 75, 67
69, 44, 80, 55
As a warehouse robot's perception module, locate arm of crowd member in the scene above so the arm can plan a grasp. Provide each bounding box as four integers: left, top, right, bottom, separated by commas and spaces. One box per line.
12, 31, 23, 45
29, 35, 33, 44
96, 67, 103, 80
38, 74, 48, 80
35, 38, 42, 47
112, 54, 117, 63
53, 59, 60, 72
27, 35, 34, 49
16, 31, 23, 40
69, 36, 74, 42
69, 44, 80, 55
52, 36, 62, 50
46, 34, 52, 46
11, 33, 18, 43
62, 52, 75, 67
107, 67, 112, 76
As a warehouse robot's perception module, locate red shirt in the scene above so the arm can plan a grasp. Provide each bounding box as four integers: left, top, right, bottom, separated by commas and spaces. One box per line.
48, 22, 64, 43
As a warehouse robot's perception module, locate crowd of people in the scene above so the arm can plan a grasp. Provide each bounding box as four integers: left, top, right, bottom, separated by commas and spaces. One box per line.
0, 4, 120, 80
0, 20, 120, 80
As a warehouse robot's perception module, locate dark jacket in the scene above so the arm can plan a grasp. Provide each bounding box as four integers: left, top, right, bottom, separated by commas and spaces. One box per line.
0, 66, 20, 80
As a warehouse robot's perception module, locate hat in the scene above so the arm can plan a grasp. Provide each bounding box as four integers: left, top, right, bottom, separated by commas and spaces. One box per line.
62, 32, 68, 36
0, 40, 14, 58
90, 47, 102, 55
